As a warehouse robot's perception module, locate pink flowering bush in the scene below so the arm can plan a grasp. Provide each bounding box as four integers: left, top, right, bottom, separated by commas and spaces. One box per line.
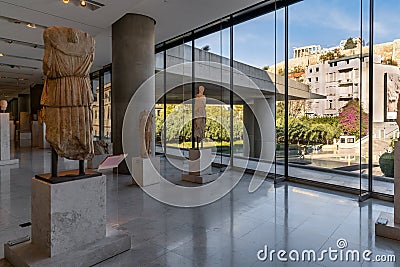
339, 100, 369, 140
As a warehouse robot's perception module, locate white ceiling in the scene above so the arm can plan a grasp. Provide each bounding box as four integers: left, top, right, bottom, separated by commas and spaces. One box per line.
0, 0, 263, 99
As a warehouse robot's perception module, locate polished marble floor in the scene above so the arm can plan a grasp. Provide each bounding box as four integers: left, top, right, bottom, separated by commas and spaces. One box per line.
0, 147, 399, 266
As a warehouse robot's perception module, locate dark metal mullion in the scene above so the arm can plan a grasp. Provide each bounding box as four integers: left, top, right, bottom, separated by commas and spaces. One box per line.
368, 0, 374, 193
284, 5, 289, 178
359, 0, 365, 200
191, 37, 196, 149
99, 70, 104, 140
163, 51, 167, 154
274, 0, 277, 183
230, 20, 234, 167
359, 0, 370, 202
108, 67, 113, 141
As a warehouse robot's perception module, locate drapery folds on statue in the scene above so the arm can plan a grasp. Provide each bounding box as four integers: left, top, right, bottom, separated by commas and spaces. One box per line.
41, 26, 95, 163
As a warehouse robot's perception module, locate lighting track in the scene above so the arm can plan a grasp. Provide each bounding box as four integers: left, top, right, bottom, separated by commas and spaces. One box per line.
64, 0, 104, 11
1, 54, 42, 62
0, 15, 47, 30
0, 63, 39, 70
0, 37, 44, 49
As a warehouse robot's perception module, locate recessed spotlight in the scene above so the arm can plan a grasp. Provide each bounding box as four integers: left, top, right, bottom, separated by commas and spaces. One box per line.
27, 23, 36, 29
63, 0, 69, 3
80, 1, 86, 7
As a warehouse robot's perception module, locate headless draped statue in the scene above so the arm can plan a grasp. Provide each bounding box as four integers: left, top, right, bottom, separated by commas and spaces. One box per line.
193, 85, 206, 148
41, 26, 95, 161
139, 110, 153, 158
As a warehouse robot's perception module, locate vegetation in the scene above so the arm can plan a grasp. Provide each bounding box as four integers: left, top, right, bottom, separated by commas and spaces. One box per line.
319, 48, 345, 62
155, 99, 369, 151
383, 57, 398, 66
276, 102, 342, 145
155, 104, 244, 146
290, 66, 305, 74
338, 100, 368, 140
344, 37, 357, 50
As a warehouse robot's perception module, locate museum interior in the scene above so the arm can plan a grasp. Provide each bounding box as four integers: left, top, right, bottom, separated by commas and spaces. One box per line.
1, 0, 400, 266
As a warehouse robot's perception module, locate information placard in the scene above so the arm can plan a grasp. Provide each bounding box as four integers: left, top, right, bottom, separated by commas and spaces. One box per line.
98, 154, 127, 170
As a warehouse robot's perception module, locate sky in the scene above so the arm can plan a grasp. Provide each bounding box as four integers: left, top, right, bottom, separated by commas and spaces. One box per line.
194, 0, 400, 68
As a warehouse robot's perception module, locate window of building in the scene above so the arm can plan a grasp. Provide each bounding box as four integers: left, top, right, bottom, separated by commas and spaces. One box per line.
316, 67, 319, 72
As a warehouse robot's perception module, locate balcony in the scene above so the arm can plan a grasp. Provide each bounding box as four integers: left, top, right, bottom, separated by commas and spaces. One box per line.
338, 78, 353, 86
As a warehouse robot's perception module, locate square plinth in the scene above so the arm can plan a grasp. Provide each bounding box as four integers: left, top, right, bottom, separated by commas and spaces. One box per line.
0, 113, 10, 161
31, 174, 106, 257
188, 148, 213, 176
132, 157, 160, 187
4, 228, 131, 267
375, 212, 400, 241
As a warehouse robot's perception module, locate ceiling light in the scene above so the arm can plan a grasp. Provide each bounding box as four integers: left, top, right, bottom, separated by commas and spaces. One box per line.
0, 53, 3, 57
63, 0, 69, 3
27, 23, 36, 29
80, 1, 86, 7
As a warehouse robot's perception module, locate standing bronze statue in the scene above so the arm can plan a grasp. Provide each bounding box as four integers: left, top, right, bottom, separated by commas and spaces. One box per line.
41, 26, 95, 177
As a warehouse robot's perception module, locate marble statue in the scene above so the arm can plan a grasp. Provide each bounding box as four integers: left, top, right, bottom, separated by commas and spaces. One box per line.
0, 100, 7, 112
139, 110, 153, 158
193, 85, 206, 148
40, 26, 95, 160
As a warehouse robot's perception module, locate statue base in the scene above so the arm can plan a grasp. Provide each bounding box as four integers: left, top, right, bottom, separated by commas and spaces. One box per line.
181, 148, 218, 184
375, 212, 400, 241
132, 156, 160, 187
35, 169, 101, 184
19, 132, 31, 147
4, 173, 131, 266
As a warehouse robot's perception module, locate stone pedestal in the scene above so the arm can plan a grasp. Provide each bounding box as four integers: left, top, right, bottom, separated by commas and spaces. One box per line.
132, 156, 160, 187
19, 112, 30, 133
19, 132, 31, 147
4, 172, 131, 266
31, 121, 41, 147
376, 141, 400, 240
0, 114, 19, 166
182, 148, 218, 184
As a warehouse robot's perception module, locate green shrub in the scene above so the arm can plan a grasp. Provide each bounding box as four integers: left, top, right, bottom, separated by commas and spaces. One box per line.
379, 152, 394, 178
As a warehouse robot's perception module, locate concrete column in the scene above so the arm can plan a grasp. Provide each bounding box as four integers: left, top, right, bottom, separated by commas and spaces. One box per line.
112, 14, 155, 173
30, 84, 43, 116
243, 103, 255, 158
253, 97, 275, 161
